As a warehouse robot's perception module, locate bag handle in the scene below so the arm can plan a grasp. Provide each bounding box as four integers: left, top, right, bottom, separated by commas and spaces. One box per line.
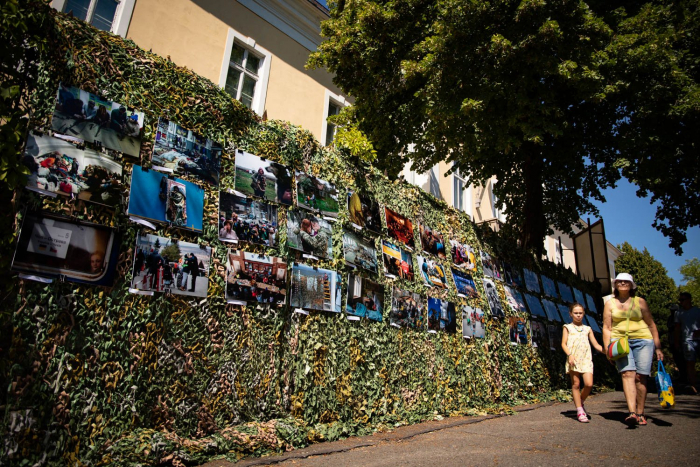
658, 360, 666, 374
623, 297, 634, 337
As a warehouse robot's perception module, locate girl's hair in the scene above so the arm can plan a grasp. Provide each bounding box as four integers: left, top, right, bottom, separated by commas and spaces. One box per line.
569, 302, 585, 314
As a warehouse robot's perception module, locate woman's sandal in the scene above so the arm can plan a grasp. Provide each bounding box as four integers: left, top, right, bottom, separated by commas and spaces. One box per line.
624, 412, 638, 426
638, 414, 647, 426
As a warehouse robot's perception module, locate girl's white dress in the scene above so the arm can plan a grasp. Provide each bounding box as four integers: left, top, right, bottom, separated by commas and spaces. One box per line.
564, 323, 593, 374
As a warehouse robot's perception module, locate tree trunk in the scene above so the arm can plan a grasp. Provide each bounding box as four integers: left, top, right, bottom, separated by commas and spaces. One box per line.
519, 147, 546, 258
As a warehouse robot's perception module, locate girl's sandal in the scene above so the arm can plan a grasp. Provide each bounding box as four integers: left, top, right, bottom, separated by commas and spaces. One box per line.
577, 411, 589, 423
638, 414, 647, 426
624, 412, 638, 426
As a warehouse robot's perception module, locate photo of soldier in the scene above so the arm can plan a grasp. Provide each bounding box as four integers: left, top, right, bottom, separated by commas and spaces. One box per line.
234, 150, 293, 205
287, 209, 333, 258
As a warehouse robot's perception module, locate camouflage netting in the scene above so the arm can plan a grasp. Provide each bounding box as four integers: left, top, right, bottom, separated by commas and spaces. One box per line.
1, 5, 613, 465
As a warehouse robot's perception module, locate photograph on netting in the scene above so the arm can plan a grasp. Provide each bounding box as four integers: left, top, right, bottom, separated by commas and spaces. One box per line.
524, 293, 546, 318
21, 132, 122, 207
286, 209, 333, 258
52, 83, 144, 157
462, 305, 485, 339
541, 275, 558, 299
295, 171, 340, 217
481, 251, 503, 281
585, 294, 599, 315
131, 233, 211, 297
502, 261, 523, 288
547, 324, 562, 350
557, 281, 574, 303
234, 150, 293, 205
12, 211, 119, 286
428, 298, 457, 333
573, 287, 586, 305
557, 304, 573, 324
289, 263, 342, 313
218, 192, 278, 246
451, 267, 479, 298
530, 321, 547, 348
347, 190, 382, 232
483, 278, 504, 319
417, 255, 448, 289
127, 165, 204, 232
586, 315, 602, 333
509, 317, 529, 345
384, 207, 415, 249
346, 273, 384, 321
342, 229, 378, 273
389, 287, 424, 330
151, 117, 222, 185
542, 299, 562, 322
381, 240, 414, 280
226, 249, 287, 305
418, 223, 447, 259
504, 285, 527, 315
523, 268, 541, 293
450, 239, 477, 271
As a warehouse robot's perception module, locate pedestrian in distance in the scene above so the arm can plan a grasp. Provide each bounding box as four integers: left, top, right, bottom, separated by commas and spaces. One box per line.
674, 292, 700, 394
561, 303, 604, 423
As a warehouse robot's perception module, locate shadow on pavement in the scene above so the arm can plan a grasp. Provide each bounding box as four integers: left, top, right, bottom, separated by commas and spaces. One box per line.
597, 411, 640, 428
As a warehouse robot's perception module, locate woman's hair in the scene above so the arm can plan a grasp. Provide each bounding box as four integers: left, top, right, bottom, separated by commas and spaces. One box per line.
300, 218, 311, 232
569, 302, 585, 314
613, 286, 637, 298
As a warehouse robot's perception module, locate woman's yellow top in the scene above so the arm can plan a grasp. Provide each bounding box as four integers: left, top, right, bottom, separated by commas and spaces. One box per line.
611, 296, 652, 339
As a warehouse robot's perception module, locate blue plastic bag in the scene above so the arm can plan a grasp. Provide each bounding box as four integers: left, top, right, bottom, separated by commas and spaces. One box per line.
656, 361, 675, 409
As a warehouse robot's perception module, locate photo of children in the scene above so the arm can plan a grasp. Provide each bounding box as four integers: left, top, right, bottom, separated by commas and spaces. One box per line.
504, 285, 527, 314
428, 298, 457, 333
151, 117, 222, 185
347, 190, 382, 232
483, 278, 504, 319
384, 207, 415, 249
418, 223, 447, 259
21, 132, 122, 207
557, 281, 574, 303
523, 268, 541, 293
462, 305, 485, 339
346, 274, 384, 321
451, 267, 479, 298
295, 171, 340, 217
450, 239, 476, 271
131, 234, 211, 297
524, 293, 547, 318
542, 299, 562, 322
342, 229, 378, 273
509, 317, 529, 344
12, 211, 119, 286
381, 240, 414, 280
226, 249, 287, 305
390, 287, 424, 330
234, 151, 293, 205
530, 321, 547, 348
289, 263, 342, 313
417, 255, 448, 289
52, 83, 144, 157
286, 209, 332, 258
218, 192, 278, 247
541, 274, 558, 299
127, 165, 204, 233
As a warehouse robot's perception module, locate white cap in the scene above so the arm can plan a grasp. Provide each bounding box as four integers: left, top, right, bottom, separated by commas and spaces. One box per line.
613, 273, 637, 290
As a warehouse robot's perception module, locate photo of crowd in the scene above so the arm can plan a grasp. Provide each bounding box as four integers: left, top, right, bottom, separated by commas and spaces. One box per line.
451, 267, 479, 298
342, 229, 378, 273
381, 240, 414, 280
428, 298, 457, 333
226, 249, 287, 305
296, 172, 340, 217
483, 278, 504, 319
480, 251, 502, 281
418, 223, 447, 259
450, 239, 476, 270
52, 83, 144, 157
151, 117, 222, 185
462, 305, 485, 339
22, 132, 123, 207
289, 263, 342, 313
523, 268, 541, 293
524, 293, 547, 318
541, 275, 558, 299
542, 299, 562, 322
287, 209, 333, 258
417, 255, 448, 289
530, 321, 547, 348
390, 287, 424, 330
384, 207, 415, 249
218, 192, 278, 247
509, 317, 529, 345
503, 285, 527, 315
346, 274, 384, 321
557, 281, 574, 302
234, 151, 293, 205
347, 190, 382, 232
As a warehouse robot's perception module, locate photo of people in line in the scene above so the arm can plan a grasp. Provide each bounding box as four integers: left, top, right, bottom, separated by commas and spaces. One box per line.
417, 255, 448, 289
234, 151, 293, 205
530, 321, 547, 348
557, 281, 574, 303
384, 207, 415, 249
509, 317, 529, 345
289, 263, 341, 313
287, 209, 332, 258
428, 298, 457, 333
523, 268, 541, 293
151, 117, 222, 185
296, 171, 340, 217
347, 190, 382, 232
381, 240, 414, 280
450, 239, 476, 271
346, 274, 384, 322
541, 274, 558, 299
52, 83, 144, 157
12, 212, 119, 286
218, 192, 278, 247
418, 223, 447, 259
390, 287, 424, 330
21, 132, 122, 207
452, 267, 479, 298
342, 229, 378, 273
462, 305, 485, 339
480, 251, 502, 281
127, 165, 204, 233
504, 285, 527, 314
524, 293, 547, 319
131, 234, 211, 297
483, 278, 504, 319
542, 299, 562, 322
226, 249, 287, 305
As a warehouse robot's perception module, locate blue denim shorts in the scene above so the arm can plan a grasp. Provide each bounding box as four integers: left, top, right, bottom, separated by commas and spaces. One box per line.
615, 338, 655, 375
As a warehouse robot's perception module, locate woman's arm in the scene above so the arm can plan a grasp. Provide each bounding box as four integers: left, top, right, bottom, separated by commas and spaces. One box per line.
640, 298, 664, 361
561, 326, 576, 366
602, 300, 613, 357
588, 328, 604, 353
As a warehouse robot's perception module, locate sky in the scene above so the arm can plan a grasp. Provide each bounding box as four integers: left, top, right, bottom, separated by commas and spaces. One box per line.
590, 179, 699, 286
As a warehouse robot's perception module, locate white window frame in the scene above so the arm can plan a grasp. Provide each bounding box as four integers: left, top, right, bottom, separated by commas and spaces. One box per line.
453, 168, 473, 219
51, 0, 136, 38
218, 28, 272, 117
321, 89, 347, 147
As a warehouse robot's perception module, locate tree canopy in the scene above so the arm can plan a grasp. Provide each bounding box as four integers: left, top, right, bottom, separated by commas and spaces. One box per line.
309, 0, 699, 255
680, 258, 700, 302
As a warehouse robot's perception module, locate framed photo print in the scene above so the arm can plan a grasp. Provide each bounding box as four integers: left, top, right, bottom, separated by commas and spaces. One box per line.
449, 239, 477, 271
226, 249, 287, 305
289, 263, 342, 313
389, 287, 424, 330
384, 207, 415, 249
451, 267, 479, 298
483, 278, 504, 319
417, 255, 448, 289
418, 223, 447, 259
523, 268, 541, 293
346, 274, 384, 321
295, 171, 340, 217
427, 297, 457, 333
218, 191, 278, 247
381, 240, 414, 280
286, 209, 333, 259
347, 190, 382, 233
234, 150, 293, 205
462, 305, 485, 339
524, 293, 547, 319
342, 229, 378, 273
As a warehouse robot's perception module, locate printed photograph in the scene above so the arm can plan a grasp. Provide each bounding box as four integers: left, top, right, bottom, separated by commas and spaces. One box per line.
523, 268, 541, 293
389, 287, 424, 330
524, 293, 547, 318
428, 298, 457, 333
451, 267, 479, 298
541, 275, 558, 299
151, 117, 222, 185
381, 240, 414, 280
573, 287, 586, 305
541, 299, 562, 322
289, 263, 342, 313
218, 192, 278, 247
502, 262, 522, 287
462, 305, 485, 339
384, 207, 415, 249
530, 321, 547, 348
509, 317, 529, 345
586, 315, 602, 333
483, 278, 504, 319
557, 304, 573, 324
22, 132, 122, 207
342, 229, 378, 273
127, 165, 204, 233
450, 239, 477, 271
295, 171, 340, 217
226, 249, 287, 305
481, 251, 503, 281
131, 233, 211, 297
547, 324, 562, 350
585, 293, 599, 315
417, 255, 448, 289
347, 190, 382, 232
346, 274, 384, 321
12, 211, 119, 286
504, 285, 527, 315
52, 83, 144, 157
286, 208, 333, 258
418, 223, 447, 259
557, 281, 574, 303
234, 150, 293, 205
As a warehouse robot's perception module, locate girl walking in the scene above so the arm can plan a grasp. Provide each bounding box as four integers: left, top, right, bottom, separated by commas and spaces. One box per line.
562, 303, 604, 422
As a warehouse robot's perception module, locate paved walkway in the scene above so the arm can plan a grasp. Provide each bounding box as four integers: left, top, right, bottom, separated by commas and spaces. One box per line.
203, 391, 700, 467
